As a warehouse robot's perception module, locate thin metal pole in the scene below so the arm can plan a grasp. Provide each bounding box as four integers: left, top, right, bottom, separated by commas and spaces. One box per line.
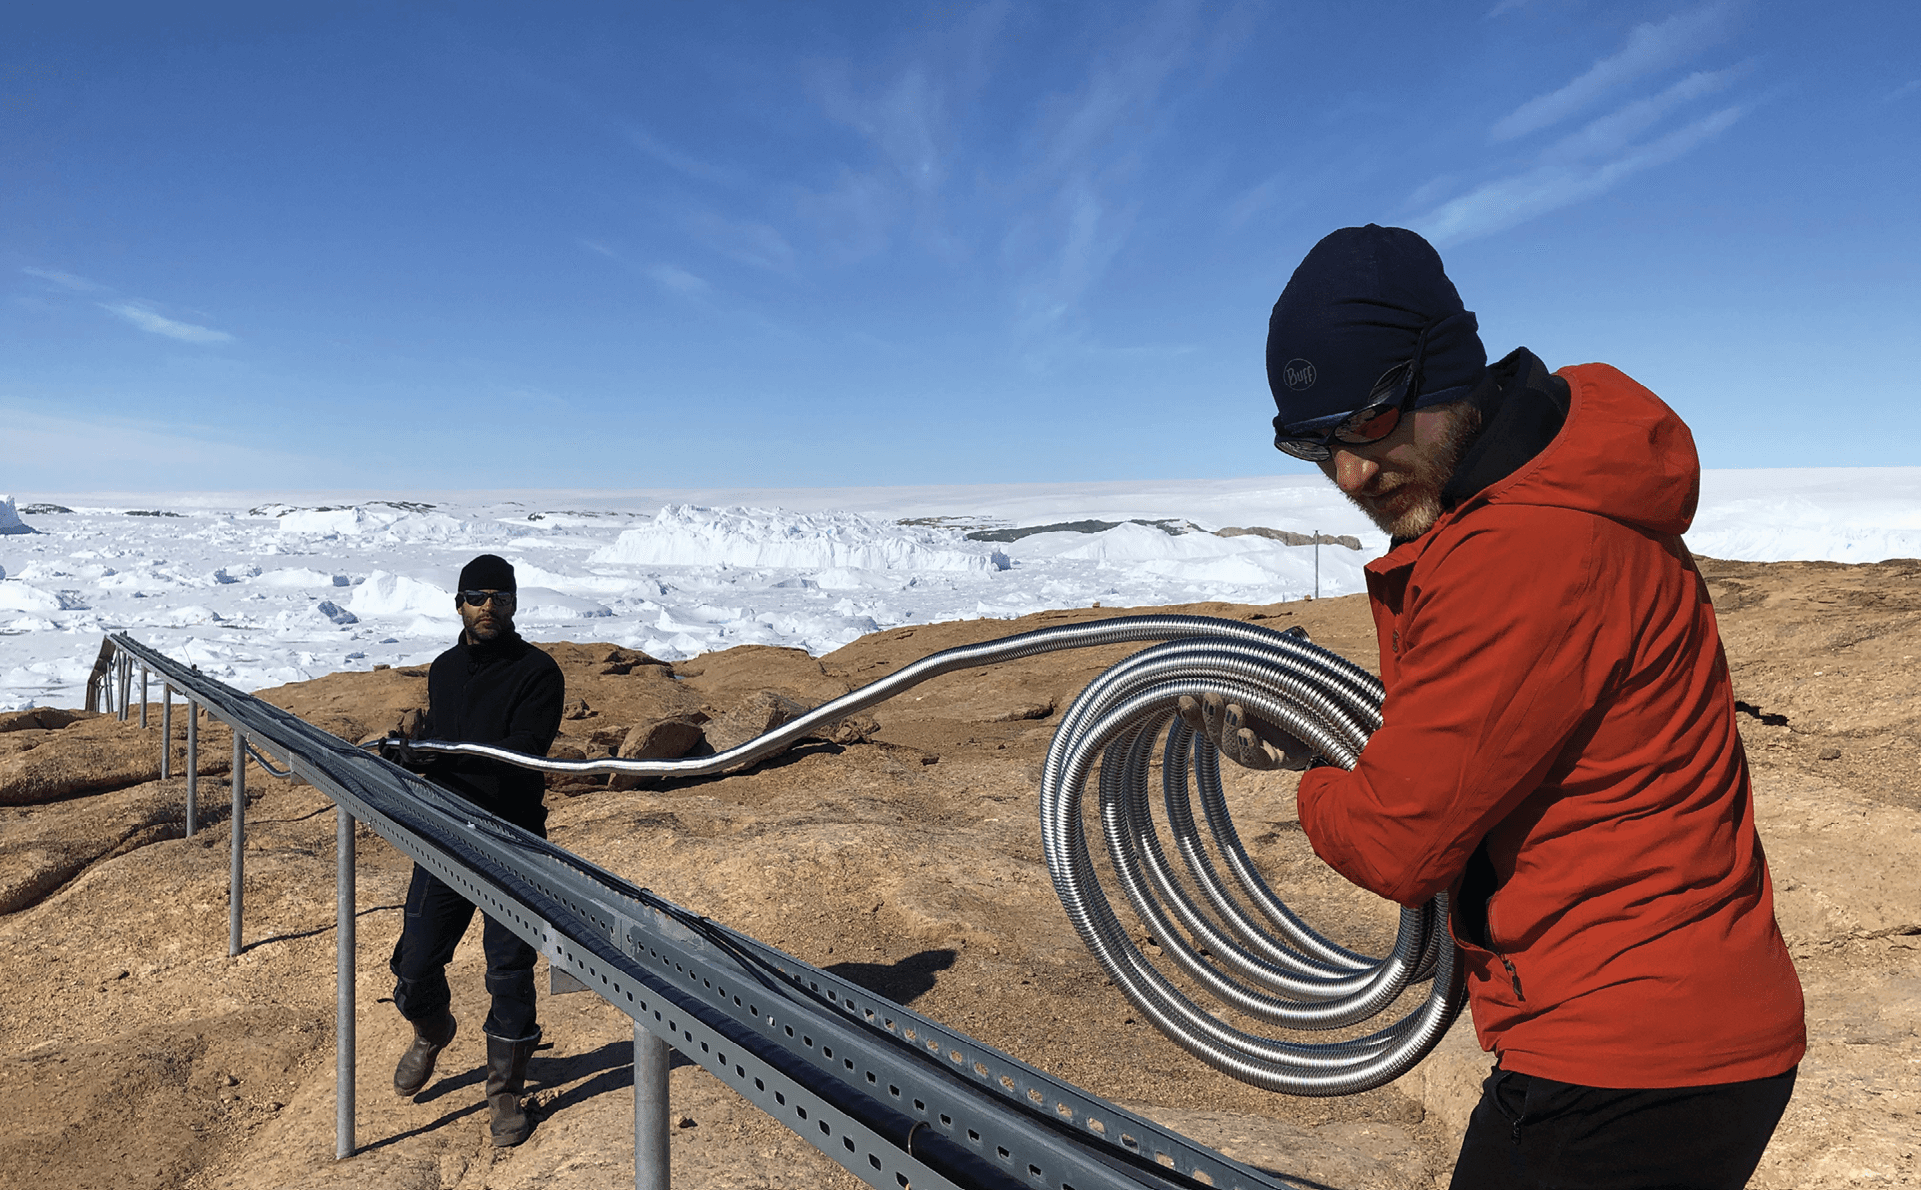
140, 666, 149, 728
1314, 530, 1320, 600
160, 686, 172, 780
185, 702, 198, 837
118, 658, 131, 721
337, 806, 356, 1160
635, 1023, 670, 1190
229, 727, 245, 957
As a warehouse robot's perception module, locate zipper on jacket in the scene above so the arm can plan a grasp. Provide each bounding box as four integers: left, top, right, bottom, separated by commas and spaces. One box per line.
1497, 954, 1525, 1001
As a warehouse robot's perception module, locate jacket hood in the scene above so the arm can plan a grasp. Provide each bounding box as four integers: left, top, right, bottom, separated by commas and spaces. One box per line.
1473, 362, 1699, 537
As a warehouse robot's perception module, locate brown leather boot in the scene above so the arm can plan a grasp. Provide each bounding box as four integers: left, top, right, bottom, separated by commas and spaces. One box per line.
392, 1009, 456, 1097
485, 1031, 540, 1147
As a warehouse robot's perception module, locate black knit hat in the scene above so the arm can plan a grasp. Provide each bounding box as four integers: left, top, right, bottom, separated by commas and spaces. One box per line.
457, 554, 516, 592
1266, 224, 1486, 438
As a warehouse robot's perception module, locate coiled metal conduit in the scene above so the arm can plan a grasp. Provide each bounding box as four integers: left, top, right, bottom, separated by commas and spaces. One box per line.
394, 614, 1466, 1095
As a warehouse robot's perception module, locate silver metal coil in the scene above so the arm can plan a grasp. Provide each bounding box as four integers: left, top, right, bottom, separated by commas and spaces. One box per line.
392, 613, 1465, 1095
1037, 624, 1466, 1097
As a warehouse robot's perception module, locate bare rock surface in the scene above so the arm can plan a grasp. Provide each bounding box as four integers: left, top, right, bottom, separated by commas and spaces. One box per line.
0, 712, 233, 805
3, 563, 1918, 1189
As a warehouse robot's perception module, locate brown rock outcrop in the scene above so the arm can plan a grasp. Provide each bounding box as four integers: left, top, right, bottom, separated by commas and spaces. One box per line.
0, 713, 232, 806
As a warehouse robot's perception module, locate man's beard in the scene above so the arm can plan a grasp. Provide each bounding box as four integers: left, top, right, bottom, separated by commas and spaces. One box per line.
1347, 405, 1482, 540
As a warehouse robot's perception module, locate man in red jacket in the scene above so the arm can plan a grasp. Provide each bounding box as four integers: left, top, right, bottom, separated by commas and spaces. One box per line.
1192, 224, 1804, 1189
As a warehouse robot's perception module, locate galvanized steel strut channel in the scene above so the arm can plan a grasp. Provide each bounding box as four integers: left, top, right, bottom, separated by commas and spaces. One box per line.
100, 630, 1327, 1190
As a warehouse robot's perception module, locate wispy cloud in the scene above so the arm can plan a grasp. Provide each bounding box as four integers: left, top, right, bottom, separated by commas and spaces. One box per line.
619, 121, 738, 184
800, 7, 1006, 267
20, 266, 105, 292
1540, 64, 1746, 163
686, 211, 797, 275
646, 264, 711, 297
23, 268, 234, 345
1883, 78, 1921, 105
100, 302, 234, 344
1005, 1, 1203, 357
1490, 1, 1735, 141
1416, 105, 1743, 244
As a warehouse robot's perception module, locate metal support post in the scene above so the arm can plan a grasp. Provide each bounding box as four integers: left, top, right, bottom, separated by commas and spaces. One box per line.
1313, 529, 1321, 600
635, 1023, 671, 1190
160, 686, 172, 780
118, 657, 131, 721
140, 666, 149, 728
185, 702, 198, 837
337, 807, 356, 1160
230, 727, 245, 957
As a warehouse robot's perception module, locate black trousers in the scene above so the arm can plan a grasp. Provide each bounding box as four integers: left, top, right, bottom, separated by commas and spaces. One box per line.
389, 864, 540, 1041
1449, 1064, 1797, 1190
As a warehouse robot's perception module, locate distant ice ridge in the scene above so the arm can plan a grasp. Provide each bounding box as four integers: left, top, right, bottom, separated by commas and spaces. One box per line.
589, 505, 1011, 572
270, 503, 499, 543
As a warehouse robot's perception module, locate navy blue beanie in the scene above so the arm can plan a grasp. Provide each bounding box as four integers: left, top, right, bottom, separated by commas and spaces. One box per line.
457, 554, 516, 592
1266, 224, 1486, 436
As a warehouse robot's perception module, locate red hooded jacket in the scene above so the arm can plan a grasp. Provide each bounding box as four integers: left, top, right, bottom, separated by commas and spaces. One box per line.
1295, 362, 1805, 1088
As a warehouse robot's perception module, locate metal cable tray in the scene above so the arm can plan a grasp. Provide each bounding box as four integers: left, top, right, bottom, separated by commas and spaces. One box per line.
96, 630, 1338, 1190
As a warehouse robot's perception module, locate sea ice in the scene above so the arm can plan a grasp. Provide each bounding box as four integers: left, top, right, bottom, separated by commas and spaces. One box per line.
0, 495, 34, 536
0, 469, 1913, 709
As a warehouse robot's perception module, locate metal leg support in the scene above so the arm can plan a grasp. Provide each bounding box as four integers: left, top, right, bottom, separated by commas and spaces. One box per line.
337, 807, 356, 1159
140, 666, 149, 728
185, 703, 198, 837
230, 728, 245, 957
160, 686, 172, 781
635, 1023, 671, 1190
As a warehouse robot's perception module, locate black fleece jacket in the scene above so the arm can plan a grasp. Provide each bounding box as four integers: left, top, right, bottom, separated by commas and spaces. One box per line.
419, 630, 564, 833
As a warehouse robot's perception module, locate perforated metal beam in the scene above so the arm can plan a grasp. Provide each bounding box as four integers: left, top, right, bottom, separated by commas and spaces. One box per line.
104, 633, 1314, 1190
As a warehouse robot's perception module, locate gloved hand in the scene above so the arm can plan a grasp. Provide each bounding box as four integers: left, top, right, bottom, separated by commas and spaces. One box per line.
375, 736, 416, 766
1176, 692, 1314, 771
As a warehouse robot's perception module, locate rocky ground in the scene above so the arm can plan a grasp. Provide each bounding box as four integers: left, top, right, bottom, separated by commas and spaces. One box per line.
2, 558, 1916, 1190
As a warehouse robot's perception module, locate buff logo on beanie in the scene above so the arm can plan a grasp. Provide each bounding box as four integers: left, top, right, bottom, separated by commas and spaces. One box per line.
458, 554, 516, 592
1266, 224, 1486, 434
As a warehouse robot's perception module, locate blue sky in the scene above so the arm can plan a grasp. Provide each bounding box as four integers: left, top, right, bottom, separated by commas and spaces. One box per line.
3, 1, 1916, 492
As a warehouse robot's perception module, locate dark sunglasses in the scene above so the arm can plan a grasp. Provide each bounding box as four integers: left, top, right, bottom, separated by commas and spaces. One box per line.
458, 589, 516, 610
1272, 361, 1419, 462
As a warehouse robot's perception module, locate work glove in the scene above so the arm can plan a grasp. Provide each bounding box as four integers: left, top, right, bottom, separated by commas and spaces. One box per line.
1176, 691, 1314, 772
375, 736, 416, 766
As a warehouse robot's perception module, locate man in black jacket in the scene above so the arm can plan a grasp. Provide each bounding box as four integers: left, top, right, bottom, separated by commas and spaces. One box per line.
388, 553, 564, 1147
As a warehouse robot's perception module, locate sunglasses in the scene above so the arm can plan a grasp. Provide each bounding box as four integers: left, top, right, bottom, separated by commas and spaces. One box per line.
1272, 361, 1419, 462
458, 589, 517, 611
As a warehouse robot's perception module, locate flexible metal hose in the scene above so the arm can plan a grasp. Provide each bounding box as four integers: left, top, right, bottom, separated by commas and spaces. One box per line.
1039, 626, 1465, 1096
392, 614, 1465, 1094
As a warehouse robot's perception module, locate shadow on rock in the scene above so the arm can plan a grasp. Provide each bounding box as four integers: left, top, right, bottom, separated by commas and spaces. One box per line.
825, 948, 958, 1006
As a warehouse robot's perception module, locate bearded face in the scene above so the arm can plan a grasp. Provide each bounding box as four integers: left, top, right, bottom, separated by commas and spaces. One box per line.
1319, 401, 1482, 540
